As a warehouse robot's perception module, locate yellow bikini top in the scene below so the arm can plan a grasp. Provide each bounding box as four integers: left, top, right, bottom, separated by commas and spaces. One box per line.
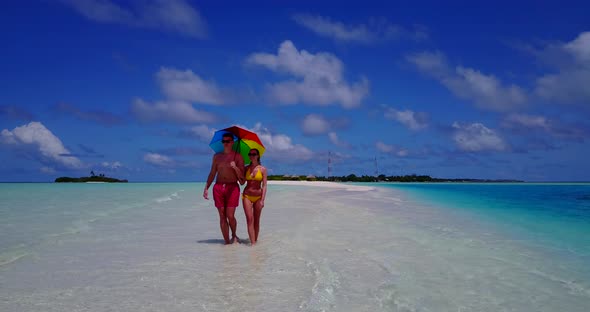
246, 166, 263, 181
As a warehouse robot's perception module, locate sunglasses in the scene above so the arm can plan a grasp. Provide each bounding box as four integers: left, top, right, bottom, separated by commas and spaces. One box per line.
248, 153, 258, 156
221, 140, 233, 144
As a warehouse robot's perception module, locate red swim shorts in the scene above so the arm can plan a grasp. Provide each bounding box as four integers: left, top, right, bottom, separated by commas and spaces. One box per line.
213, 182, 240, 209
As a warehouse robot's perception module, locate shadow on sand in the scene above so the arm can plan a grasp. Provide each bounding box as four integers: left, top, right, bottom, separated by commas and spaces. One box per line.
196, 238, 252, 245
238, 238, 252, 245
196, 239, 226, 244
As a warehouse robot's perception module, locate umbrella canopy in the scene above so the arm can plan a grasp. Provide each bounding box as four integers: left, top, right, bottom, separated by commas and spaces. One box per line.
209, 126, 266, 164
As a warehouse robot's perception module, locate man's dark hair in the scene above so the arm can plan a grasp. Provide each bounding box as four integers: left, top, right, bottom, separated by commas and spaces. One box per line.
222, 133, 234, 140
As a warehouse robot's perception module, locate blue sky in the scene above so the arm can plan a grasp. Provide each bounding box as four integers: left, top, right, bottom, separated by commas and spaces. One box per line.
1, 0, 589, 182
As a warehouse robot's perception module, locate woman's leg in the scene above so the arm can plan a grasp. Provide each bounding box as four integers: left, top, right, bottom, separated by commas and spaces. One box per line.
253, 201, 264, 243
242, 196, 256, 245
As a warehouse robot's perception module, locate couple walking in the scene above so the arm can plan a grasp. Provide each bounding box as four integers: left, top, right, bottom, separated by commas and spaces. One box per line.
203, 133, 267, 246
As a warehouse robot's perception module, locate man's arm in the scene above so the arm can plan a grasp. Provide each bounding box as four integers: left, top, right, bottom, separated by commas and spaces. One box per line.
237, 153, 245, 176
235, 152, 246, 185
231, 161, 245, 185
203, 155, 217, 200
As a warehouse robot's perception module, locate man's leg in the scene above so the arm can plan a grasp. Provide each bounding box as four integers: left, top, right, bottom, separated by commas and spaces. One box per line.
213, 184, 231, 244
226, 205, 238, 243
217, 206, 230, 244
226, 183, 240, 243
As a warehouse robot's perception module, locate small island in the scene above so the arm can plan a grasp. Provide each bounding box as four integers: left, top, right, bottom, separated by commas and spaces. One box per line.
55, 171, 128, 183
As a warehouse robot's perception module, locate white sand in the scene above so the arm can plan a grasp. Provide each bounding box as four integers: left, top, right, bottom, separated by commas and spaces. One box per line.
1, 182, 589, 311
268, 180, 376, 191
1, 182, 389, 312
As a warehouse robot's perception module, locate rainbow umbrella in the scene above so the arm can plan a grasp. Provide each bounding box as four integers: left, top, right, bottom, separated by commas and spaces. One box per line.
209, 126, 266, 165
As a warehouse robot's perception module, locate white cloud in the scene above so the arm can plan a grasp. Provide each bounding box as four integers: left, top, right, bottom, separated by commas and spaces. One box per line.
60, 0, 207, 38
502, 113, 550, 130
451, 122, 507, 152
532, 32, 590, 105
293, 14, 374, 43
188, 124, 216, 142
156, 67, 227, 105
131, 67, 231, 124
328, 132, 351, 148
536, 70, 590, 104
396, 149, 409, 157
406, 51, 448, 76
131, 98, 216, 123
40, 166, 56, 174
565, 32, 590, 63
246, 40, 369, 108
500, 113, 588, 141
302, 114, 331, 135
375, 141, 408, 156
144, 153, 174, 167
251, 123, 314, 162
292, 14, 428, 43
376, 141, 394, 153
407, 51, 527, 111
0, 122, 83, 169
102, 161, 123, 169
384, 107, 428, 130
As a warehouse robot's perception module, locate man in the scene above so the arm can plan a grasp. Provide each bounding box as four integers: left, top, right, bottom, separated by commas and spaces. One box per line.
203, 133, 245, 244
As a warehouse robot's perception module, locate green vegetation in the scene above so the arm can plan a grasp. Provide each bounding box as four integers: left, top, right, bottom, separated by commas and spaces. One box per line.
55, 171, 128, 183
268, 174, 521, 183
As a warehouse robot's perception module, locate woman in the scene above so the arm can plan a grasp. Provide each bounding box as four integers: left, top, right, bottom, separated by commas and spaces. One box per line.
239, 148, 267, 246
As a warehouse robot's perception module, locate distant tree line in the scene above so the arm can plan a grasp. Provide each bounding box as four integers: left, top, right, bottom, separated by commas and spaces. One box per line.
55, 176, 128, 183
55, 171, 128, 183
268, 174, 521, 183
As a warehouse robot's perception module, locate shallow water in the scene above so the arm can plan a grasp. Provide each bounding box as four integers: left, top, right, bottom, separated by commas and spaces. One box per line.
1, 182, 589, 311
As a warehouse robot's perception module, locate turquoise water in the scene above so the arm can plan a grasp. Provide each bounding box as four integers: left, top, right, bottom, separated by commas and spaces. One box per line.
375, 183, 590, 257
0, 183, 187, 265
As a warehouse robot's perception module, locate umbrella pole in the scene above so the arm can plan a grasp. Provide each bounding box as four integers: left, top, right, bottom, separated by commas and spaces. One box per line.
234, 138, 240, 163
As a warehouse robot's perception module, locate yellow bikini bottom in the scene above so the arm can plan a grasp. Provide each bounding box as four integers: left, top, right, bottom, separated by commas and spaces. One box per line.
242, 194, 261, 203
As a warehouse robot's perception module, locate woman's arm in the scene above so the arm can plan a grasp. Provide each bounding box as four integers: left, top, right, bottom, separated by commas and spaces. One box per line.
260, 166, 267, 206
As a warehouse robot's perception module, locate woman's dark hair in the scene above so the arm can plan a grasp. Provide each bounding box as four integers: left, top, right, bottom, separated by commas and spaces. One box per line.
222, 133, 234, 140
251, 148, 261, 164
